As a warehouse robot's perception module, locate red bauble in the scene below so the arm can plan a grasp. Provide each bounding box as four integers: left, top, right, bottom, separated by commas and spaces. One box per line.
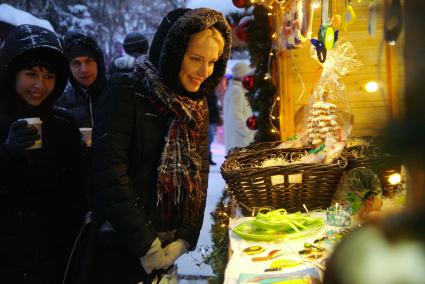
242, 75, 255, 91
232, 0, 246, 8
246, 115, 258, 130
236, 22, 248, 42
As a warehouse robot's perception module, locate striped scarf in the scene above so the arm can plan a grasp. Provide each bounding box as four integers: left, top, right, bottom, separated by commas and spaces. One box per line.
135, 58, 206, 222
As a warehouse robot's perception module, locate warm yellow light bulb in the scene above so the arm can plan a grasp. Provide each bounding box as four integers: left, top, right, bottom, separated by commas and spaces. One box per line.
388, 173, 401, 185
365, 81, 379, 93
271, 129, 276, 133
312, 1, 320, 9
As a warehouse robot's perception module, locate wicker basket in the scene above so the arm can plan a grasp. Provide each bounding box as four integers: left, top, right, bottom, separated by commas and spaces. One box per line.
344, 141, 402, 198
221, 142, 347, 215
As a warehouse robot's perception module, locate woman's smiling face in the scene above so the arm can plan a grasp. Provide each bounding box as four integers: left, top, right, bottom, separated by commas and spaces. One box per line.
15, 66, 56, 106
178, 30, 222, 93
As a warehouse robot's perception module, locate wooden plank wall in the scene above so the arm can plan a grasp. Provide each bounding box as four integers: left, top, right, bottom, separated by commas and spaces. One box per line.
287, 0, 405, 137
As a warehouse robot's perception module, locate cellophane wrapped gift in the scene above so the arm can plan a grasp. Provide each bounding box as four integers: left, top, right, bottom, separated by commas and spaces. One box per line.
300, 39, 361, 151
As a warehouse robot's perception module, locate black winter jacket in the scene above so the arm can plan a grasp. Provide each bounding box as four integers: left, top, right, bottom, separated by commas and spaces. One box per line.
0, 25, 85, 283
92, 8, 231, 258
56, 31, 107, 128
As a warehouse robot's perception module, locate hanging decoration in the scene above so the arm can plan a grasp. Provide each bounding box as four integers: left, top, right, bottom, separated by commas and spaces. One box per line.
242, 74, 255, 91
232, 0, 248, 9
384, 0, 403, 44
368, 0, 377, 36
227, 12, 251, 48
342, 0, 356, 31
311, 0, 339, 63
302, 39, 362, 147
279, 0, 305, 49
246, 115, 258, 130
236, 15, 253, 42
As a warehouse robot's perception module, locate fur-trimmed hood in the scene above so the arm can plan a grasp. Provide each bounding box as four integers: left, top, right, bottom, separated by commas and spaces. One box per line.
144, 8, 231, 99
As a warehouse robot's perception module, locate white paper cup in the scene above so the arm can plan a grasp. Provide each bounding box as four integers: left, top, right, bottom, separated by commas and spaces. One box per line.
20, 117, 42, 149
80, 128, 92, 147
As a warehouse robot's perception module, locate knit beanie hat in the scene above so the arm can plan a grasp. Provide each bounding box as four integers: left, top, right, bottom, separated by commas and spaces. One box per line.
123, 32, 149, 57
231, 62, 252, 79
66, 43, 97, 61
148, 8, 191, 68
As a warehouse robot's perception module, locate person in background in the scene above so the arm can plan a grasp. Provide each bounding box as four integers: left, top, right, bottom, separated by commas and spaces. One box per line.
109, 31, 149, 74
207, 89, 223, 165
0, 24, 85, 284
56, 29, 107, 130
91, 7, 231, 284
223, 62, 255, 153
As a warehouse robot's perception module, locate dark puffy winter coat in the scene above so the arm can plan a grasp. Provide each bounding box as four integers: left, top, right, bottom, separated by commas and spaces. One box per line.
92, 7, 231, 258
0, 25, 85, 283
56, 31, 107, 128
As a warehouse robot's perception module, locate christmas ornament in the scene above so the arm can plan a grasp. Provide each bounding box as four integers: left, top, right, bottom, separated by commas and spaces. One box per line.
242, 75, 255, 91
368, 0, 377, 36
311, 24, 339, 63
236, 23, 248, 42
384, 0, 403, 44
232, 0, 246, 8
342, 4, 356, 31
235, 15, 253, 42
246, 115, 258, 130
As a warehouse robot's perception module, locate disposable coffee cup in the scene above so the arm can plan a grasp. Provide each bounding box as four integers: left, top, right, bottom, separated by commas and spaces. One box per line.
20, 117, 42, 149
80, 128, 92, 147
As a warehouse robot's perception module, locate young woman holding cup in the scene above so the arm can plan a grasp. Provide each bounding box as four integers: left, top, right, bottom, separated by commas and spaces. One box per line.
0, 25, 86, 283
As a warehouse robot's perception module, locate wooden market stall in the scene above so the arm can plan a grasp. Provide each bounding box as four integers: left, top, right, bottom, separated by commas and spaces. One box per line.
216, 0, 413, 283
272, 0, 405, 139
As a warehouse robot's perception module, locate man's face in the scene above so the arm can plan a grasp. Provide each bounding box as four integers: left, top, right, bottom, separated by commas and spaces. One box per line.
69, 56, 98, 88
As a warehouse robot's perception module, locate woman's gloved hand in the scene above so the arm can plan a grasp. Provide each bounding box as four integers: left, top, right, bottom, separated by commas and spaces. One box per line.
3, 120, 39, 158
160, 239, 189, 269
139, 237, 165, 274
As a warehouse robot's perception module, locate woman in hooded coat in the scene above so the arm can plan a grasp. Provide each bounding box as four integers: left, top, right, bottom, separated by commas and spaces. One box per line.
0, 25, 85, 283
91, 7, 231, 284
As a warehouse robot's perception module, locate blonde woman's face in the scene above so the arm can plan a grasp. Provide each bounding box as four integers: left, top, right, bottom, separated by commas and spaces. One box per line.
179, 34, 221, 93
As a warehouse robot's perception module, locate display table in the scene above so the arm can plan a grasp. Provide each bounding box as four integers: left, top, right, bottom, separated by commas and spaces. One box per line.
224, 212, 349, 284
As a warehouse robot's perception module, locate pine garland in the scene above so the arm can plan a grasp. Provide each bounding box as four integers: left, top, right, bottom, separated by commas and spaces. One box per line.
203, 190, 232, 283
245, 6, 280, 142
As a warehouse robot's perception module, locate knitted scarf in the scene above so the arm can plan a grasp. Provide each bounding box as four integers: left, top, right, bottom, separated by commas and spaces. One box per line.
135, 58, 206, 222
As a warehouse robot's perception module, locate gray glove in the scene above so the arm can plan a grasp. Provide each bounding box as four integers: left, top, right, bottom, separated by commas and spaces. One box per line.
139, 237, 165, 274
160, 239, 189, 269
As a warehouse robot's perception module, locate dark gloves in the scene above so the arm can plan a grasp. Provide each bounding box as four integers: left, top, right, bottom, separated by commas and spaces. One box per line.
3, 120, 39, 158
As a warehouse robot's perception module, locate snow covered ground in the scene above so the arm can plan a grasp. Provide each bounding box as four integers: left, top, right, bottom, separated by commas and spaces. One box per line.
176, 136, 227, 280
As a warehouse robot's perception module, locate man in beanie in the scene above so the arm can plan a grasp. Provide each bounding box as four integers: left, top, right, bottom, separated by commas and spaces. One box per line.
56, 29, 107, 130
109, 32, 149, 74
223, 62, 255, 153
